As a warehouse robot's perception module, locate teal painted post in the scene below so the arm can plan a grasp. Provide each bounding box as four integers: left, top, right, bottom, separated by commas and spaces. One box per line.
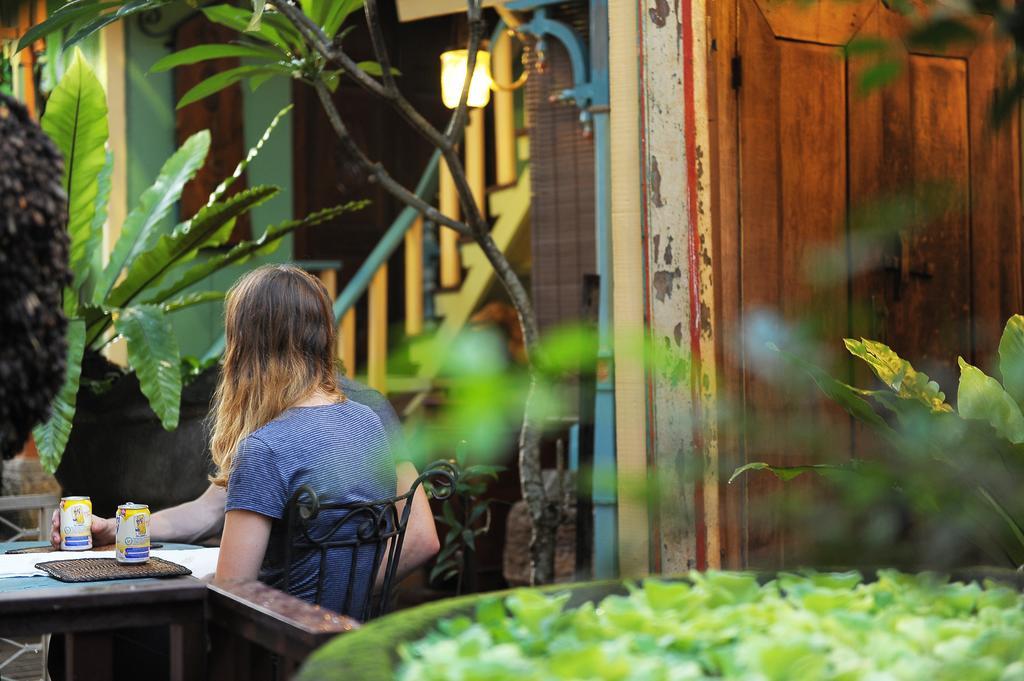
589, 0, 618, 580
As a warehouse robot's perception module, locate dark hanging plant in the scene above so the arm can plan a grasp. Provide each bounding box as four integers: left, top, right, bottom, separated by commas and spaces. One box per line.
0, 93, 71, 459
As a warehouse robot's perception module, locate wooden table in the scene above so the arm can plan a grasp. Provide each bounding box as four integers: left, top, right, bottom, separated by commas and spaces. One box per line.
0, 544, 207, 681
0, 542, 361, 680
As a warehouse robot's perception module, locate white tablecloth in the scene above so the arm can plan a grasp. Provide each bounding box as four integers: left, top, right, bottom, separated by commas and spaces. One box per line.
0, 547, 220, 580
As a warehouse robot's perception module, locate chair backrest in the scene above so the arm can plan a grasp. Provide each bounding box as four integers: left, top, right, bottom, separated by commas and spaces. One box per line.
282, 460, 457, 620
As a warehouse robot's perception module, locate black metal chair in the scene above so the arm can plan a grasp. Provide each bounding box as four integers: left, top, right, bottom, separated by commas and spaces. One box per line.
282, 460, 457, 621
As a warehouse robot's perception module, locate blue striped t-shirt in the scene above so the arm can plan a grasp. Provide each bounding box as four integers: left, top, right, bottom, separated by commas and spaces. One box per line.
225, 399, 397, 615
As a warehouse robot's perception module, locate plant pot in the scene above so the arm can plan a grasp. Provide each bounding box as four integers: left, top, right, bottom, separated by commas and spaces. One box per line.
55, 367, 219, 519
296, 568, 1024, 681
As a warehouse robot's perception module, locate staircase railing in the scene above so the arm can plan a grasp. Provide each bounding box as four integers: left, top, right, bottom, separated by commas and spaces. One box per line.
330, 150, 440, 393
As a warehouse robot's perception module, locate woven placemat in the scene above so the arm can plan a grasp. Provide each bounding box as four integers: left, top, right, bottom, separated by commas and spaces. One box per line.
34, 557, 191, 582
6, 543, 163, 555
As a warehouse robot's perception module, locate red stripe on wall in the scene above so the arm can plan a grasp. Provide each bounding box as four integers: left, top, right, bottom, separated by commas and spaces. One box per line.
680, 0, 707, 571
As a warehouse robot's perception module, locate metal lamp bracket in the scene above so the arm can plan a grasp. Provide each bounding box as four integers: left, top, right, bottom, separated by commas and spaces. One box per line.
500, 2, 595, 129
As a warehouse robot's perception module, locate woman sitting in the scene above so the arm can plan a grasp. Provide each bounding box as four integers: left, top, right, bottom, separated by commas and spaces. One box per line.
211, 264, 401, 613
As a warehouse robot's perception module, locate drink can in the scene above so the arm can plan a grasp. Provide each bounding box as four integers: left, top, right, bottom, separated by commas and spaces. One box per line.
115, 503, 150, 564
59, 496, 92, 551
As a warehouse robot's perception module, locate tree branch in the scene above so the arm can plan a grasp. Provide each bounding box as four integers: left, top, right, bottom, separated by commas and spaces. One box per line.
275, 1, 333, 57
301, 0, 489, 234
362, 0, 396, 91
358, 0, 455, 152
313, 82, 473, 238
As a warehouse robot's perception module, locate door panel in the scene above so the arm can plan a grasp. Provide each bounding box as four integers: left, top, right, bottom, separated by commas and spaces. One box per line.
725, 0, 1022, 567
754, 0, 874, 44
969, 22, 1023, 354
738, 0, 852, 565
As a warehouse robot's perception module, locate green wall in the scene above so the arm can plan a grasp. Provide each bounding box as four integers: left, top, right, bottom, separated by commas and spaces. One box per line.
123, 7, 295, 358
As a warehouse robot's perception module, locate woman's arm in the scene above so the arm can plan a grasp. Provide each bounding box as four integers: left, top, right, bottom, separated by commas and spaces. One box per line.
50, 484, 228, 548
214, 509, 272, 585
377, 462, 440, 587
149, 484, 227, 544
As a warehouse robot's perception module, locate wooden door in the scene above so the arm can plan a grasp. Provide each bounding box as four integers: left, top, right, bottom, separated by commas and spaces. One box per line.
712, 0, 1022, 567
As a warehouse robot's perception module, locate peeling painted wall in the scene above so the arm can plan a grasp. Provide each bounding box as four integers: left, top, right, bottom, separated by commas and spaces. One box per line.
638, 0, 719, 572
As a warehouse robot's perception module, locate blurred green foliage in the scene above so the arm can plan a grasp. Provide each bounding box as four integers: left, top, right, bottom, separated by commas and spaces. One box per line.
395, 570, 1024, 680
735, 315, 1024, 569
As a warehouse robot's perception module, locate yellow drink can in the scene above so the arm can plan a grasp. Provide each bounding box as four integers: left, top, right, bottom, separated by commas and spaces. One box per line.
115, 503, 150, 564
59, 496, 92, 551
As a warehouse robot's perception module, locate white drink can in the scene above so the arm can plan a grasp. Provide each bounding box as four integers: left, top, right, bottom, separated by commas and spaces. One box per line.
59, 496, 92, 551
115, 503, 150, 564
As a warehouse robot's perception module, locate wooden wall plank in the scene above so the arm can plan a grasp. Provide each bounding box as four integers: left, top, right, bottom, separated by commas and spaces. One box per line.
737, 0, 784, 567
969, 25, 1023, 358
904, 56, 970, 372
737, 1, 852, 567
709, 0, 745, 569
610, 0, 650, 578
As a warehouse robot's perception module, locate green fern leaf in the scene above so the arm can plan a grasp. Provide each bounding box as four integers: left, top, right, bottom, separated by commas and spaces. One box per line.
115, 305, 182, 430
32, 318, 86, 473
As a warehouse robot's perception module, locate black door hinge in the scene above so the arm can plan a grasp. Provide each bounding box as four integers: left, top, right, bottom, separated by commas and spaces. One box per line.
731, 55, 742, 89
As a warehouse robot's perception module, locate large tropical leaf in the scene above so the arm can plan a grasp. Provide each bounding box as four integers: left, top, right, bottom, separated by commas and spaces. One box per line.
80, 149, 115, 304
150, 43, 286, 73
260, 12, 308, 54
106, 185, 281, 308
323, 0, 362, 38
64, 0, 173, 48
857, 388, 965, 460
768, 343, 895, 436
207, 104, 292, 206
149, 202, 366, 304
299, 0, 328, 26
32, 319, 86, 473
202, 5, 292, 52
977, 487, 1024, 565
115, 305, 182, 430
844, 338, 952, 412
16, 0, 118, 52
96, 130, 211, 304
176, 64, 290, 109
162, 290, 225, 314
998, 315, 1024, 406
956, 357, 1024, 445
40, 50, 108, 299
247, 0, 267, 31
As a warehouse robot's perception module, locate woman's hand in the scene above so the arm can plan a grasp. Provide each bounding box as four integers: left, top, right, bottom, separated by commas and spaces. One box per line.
214, 509, 272, 586
49, 510, 116, 548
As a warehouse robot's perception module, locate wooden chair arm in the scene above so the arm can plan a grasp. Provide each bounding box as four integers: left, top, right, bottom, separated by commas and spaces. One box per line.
206, 581, 359, 662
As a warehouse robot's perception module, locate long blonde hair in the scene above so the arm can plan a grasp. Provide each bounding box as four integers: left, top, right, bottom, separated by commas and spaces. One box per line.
209, 264, 344, 487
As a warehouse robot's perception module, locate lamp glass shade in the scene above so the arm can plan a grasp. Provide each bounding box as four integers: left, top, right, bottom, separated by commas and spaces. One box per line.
440, 49, 491, 109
